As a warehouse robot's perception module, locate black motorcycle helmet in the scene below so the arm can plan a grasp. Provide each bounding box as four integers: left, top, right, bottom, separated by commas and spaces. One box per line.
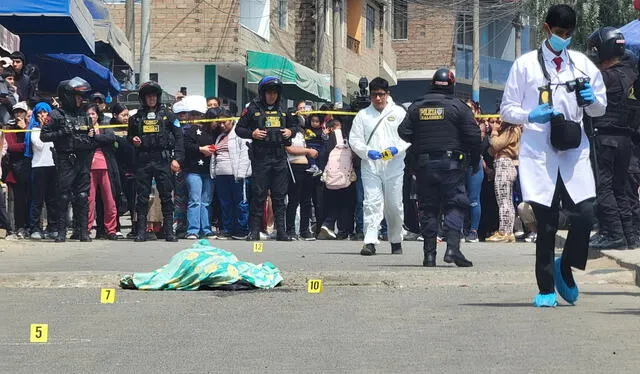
57, 77, 91, 111
258, 76, 283, 100
587, 27, 626, 64
431, 68, 455, 93
138, 81, 163, 108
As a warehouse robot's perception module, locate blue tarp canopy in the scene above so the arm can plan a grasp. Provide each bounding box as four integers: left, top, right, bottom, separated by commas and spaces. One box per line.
0, 0, 95, 55
619, 20, 640, 58
30, 54, 120, 95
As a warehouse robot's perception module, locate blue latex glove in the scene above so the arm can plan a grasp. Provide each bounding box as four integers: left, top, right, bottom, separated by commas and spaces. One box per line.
579, 82, 595, 105
527, 103, 554, 124
387, 147, 398, 156
367, 150, 382, 160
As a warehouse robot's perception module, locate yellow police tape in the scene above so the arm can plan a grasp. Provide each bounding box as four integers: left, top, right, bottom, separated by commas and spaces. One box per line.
0, 110, 501, 133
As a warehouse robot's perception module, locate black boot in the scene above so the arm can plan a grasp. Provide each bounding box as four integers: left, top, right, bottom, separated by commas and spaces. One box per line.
276, 231, 293, 241
391, 242, 403, 255
76, 192, 91, 242
55, 195, 70, 243
164, 216, 178, 242
591, 235, 627, 250
443, 231, 473, 267
423, 238, 437, 267
360, 243, 376, 256
126, 221, 137, 239
135, 215, 147, 242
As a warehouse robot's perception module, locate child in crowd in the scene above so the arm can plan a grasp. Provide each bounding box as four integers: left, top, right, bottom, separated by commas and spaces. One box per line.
304, 114, 327, 177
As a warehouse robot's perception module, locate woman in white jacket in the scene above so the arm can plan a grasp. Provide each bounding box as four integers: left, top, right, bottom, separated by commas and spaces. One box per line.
211, 110, 252, 240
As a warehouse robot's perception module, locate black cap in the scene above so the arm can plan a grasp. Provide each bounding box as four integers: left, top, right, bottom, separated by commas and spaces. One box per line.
10, 51, 25, 63
91, 92, 106, 102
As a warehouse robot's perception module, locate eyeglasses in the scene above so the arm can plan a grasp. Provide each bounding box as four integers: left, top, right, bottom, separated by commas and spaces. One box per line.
370, 91, 388, 98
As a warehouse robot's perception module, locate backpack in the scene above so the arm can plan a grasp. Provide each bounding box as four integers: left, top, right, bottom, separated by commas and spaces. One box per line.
323, 129, 354, 190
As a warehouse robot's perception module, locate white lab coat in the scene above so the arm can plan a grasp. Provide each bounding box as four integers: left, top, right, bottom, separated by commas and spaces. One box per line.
349, 97, 411, 245
500, 43, 607, 207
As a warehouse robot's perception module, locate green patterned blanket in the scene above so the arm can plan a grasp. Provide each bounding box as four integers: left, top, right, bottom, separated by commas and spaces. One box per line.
119, 240, 283, 290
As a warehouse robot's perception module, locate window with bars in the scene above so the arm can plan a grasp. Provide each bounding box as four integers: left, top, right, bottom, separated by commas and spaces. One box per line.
366, 4, 375, 48
393, 0, 407, 40
278, 0, 288, 30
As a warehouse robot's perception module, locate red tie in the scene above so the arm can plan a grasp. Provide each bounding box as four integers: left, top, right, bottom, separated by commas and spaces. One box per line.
553, 56, 563, 72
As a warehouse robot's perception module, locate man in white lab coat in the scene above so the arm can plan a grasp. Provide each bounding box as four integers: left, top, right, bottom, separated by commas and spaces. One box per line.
350, 77, 410, 256
501, 4, 607, 307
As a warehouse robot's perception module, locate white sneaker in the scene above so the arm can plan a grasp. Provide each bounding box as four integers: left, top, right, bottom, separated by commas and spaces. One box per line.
318, 226, 337, 240
525, 232, 537, 243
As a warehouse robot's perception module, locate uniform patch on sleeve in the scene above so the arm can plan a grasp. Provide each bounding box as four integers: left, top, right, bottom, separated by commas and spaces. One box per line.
419, 107, 445, 120
173, 119, 181, 128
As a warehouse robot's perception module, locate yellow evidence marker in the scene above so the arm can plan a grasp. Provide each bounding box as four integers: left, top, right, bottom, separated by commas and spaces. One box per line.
253, 242, 264, 253
307, 279, 323, 293
100, 288, 116, 304
30, 324, 48, 343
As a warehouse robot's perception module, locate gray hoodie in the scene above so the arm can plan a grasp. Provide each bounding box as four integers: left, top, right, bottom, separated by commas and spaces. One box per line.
0, 77, 17, 126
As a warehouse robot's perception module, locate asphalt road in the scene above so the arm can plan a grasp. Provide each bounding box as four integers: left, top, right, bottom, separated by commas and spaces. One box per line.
0, 238, 638, 373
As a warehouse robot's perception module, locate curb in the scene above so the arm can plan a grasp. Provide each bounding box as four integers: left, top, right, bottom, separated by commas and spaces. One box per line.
556, 232, 640, 288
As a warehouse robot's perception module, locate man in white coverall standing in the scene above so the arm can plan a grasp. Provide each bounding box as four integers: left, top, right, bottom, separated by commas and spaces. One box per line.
350, 77, 411, 256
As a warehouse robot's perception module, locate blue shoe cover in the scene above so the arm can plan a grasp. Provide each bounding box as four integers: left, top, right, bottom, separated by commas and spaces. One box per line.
554, 257, 579, 305
533, 293, 557, 307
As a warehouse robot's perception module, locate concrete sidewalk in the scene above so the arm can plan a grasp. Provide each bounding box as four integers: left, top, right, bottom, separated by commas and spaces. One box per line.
556, 230, 640, 287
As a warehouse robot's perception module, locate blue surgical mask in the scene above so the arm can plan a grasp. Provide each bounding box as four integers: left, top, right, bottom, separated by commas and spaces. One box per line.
549, 33, 571, 52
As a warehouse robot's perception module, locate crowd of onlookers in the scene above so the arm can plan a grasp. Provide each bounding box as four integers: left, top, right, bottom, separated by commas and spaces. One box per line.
0, 49, 547, 244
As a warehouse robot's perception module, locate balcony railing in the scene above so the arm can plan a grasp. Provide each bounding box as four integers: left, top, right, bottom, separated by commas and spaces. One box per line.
347, 36, 360, 54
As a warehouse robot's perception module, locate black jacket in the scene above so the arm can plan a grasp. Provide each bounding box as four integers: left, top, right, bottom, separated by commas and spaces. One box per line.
41, 108, 95, 154
235, 99, 299, 150
398, 92, 481, 163
183, 124, 216, 175
593, 55, 639, 134
127, 105, 185, 164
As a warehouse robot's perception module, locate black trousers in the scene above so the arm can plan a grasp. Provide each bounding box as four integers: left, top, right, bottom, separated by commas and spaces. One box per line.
322, 184, 356, 234
627, 172, 640, 236
309, 174, 324, 235
250, 153, 288, 234
403, 171, 420, 233
595, 135, 633, 239
286, 164, 313, 235
416, 159, 468, 249
531, 175, 595, 294
29, 166, 59, 233
0, 185, 10, 231
135, 157, 174, 223
55, 154, 91, 234
9, 180, 30, 231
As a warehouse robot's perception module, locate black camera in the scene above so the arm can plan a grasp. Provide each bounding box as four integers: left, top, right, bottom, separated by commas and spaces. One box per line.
350, 77, 371, 111
574, 77, 590, 107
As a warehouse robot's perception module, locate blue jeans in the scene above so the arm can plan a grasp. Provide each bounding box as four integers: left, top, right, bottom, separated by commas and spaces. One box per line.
466, 161, 484, 232
216, 175, 250, 236
186, 173, 214, 236
355, 168, 364, 233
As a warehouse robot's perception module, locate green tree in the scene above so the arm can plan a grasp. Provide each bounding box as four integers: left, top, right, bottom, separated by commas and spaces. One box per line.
524, 0, 637, 52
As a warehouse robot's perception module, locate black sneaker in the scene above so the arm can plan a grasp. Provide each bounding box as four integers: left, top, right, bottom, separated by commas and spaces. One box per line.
107, 233, 119, 241
391, 243, 402, 255
276, 233, 293, 242
360, 243, 376, 256
591, 236, 627, 250
217, 232, 233, 240
246, 232, 260, 241
350, 232, 365, 241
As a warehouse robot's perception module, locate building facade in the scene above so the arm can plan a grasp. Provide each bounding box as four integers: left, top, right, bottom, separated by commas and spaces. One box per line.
106, 0, 397, 109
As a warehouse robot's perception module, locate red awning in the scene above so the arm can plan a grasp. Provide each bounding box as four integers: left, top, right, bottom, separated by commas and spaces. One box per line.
0, 23, 20, 54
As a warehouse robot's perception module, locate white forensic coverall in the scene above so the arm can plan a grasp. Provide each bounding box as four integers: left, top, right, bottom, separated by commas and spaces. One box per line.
350, 97, 411, 245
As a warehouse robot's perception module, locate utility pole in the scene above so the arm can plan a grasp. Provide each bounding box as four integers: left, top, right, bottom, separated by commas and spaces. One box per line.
140, 0, 151, 84
126, 0, 135, 64
513, 12, 522, 59
332, 0, 343, 104
472, 0, 480, 103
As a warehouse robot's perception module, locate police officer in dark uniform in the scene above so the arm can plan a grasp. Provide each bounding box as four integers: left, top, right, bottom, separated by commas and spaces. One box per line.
41, 77, 95, 243
398, 69, 481, 267
128, 81, 184, 242
586, 27, 639, 250
235, 76, 296, 241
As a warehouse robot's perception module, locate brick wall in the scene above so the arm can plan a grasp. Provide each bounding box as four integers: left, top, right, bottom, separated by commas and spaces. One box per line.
392, 2, 456, 71
107, 0, 241, 63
